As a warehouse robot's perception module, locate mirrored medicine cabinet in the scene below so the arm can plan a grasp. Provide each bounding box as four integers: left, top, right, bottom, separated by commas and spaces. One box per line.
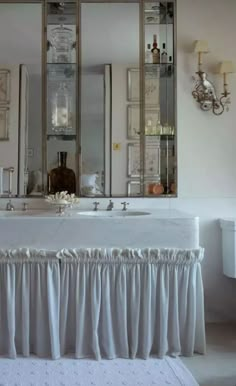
0, 0, 176, 198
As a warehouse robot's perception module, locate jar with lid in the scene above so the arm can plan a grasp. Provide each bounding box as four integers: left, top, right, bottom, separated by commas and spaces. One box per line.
51, 82, 73, 133
49, 25, 74, 63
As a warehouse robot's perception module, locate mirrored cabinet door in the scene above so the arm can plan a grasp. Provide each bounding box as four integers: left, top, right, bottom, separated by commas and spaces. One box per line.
78, 0, 176, 198
141, 0, 176, 197
0, 2, 42, 197
43, 0, 78, 195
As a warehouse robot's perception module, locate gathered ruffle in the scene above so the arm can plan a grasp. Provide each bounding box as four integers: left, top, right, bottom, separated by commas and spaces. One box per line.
0, 248, 57, 263
57, 247, 204, 264
0, 247, 204, 265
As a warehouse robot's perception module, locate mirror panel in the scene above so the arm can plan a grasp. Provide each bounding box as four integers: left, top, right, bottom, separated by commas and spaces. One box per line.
0, 3, 42, 196
80, 2, 140, 197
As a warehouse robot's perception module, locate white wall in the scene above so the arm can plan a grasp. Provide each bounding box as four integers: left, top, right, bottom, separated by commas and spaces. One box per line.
172, 0, 236, 321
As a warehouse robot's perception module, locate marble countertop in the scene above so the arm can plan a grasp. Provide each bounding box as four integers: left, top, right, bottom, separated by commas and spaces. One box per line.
0, 208, 199, 250
0, 208, 198, 219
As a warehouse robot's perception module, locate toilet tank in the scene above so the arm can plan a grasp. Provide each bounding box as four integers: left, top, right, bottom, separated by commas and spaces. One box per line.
220, 219, 236, 278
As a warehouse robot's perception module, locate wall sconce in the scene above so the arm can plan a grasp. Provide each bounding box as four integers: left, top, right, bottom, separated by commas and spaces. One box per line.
192, 40, 235, 115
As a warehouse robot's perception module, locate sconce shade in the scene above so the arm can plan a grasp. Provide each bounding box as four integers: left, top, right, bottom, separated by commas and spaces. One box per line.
193, 40, 209, 53
217, 61, 236, 74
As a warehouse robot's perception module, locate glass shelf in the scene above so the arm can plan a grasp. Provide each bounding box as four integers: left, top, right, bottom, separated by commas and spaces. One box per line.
144, 63, 174, 77
146, 193, 176, 197
47, 17, 76, 26
47, 134, 76, 141
144, 63, 175, 67
145, 134, 161, 137
144, 134, 175, 139
47, 63, 76, 76
47, 62, 76, 66
160, 134, 175, 140
144, 20, 174, 26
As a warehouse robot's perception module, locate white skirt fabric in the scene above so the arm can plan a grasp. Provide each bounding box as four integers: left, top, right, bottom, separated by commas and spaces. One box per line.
0, 247, 206, 360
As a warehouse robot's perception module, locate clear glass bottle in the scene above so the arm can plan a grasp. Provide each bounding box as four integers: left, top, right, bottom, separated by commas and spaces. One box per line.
145, 118, 153, 135
51, 82, 72, 133
145, 43, 152, 64
48, 151, 76, 194
167, 55, 173, 75
161, 43, 168, 63
155, 119, 162, 135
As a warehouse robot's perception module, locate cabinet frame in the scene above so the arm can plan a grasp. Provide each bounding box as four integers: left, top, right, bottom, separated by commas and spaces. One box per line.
139, 0, 177, 197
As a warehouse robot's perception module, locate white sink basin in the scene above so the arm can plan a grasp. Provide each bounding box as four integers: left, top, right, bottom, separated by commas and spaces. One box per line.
77, 210, 151, 217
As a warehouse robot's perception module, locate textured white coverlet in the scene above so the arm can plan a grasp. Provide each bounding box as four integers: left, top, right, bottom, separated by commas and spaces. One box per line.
0, 356, 199, 386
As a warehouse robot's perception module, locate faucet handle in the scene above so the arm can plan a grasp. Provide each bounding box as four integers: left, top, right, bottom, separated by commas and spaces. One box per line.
121, 201, 129, 211
6, 199, 14, 211
93, 201, 100, 211
22, 202, 28, 211
106, 199, 114, 211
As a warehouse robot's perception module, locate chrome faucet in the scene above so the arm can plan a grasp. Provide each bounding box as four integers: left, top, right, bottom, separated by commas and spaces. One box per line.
106, 200, 114, 211
121, 201, 129, 211
5, 199, 15, 211
93, 201, 100, 211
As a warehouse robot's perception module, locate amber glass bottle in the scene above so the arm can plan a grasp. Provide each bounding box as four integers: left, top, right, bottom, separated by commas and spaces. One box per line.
151, 34, 160, 64
49, 151, 76, 194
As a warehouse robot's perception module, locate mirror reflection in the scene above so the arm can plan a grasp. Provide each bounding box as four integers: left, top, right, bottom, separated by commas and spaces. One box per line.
0, 3, 42, 196
80, 2, 139, 196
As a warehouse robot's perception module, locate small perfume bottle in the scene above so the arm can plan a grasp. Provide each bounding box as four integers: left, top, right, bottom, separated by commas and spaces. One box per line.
167, 55, 173, 75
155, 120, 162, 135
145, 118, 153, 135
161, 43, 168, 63
145, 43, 152, 64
